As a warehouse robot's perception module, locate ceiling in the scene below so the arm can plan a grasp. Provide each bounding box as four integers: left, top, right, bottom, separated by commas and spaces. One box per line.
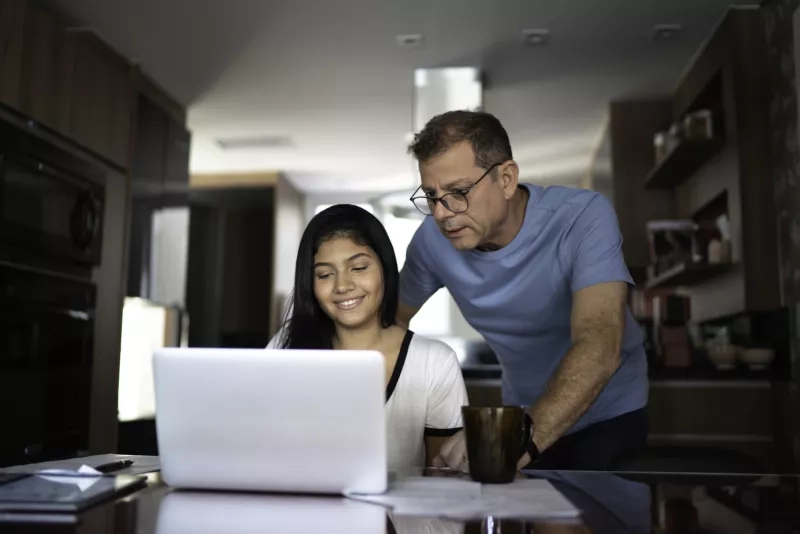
44, 0, 756, 194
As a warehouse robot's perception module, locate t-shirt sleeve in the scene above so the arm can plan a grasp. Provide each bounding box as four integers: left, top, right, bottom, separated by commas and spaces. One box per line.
566, 194, 634, 293
399, 222, 443, 309
424, 345, 469, 437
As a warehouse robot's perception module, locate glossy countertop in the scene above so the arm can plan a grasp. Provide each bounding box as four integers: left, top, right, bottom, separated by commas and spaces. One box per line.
2, 455, 800, 533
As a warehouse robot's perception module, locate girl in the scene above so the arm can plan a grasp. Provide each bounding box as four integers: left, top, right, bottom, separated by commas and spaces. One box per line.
268, 204, 468, 472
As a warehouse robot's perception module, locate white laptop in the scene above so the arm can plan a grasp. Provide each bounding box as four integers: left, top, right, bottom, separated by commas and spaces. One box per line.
155, 491, 387, 534
152, 347, 387, 495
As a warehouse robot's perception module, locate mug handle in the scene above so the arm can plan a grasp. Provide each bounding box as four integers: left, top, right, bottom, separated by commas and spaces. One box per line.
518, 412, 533, 462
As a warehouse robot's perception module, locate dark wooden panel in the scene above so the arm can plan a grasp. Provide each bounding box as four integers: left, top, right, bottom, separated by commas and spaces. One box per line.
0, 0, 25, 108
105, 56, 134, 168
673, 15, 729, 120
648, 383, 773, 436
163, 118, 191, 193
137, 70, 186, 125
729, 10, 782, 311
19, 3, 60, 127
51, 27, 76, 137
609, 100, 676, 274
131, 94, 167, 196
68, 31, 133, 169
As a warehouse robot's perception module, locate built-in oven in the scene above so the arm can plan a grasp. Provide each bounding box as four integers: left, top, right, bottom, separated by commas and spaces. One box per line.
0, 120, 104, 467
0, 121, 105, 268
0, 261, 95, 466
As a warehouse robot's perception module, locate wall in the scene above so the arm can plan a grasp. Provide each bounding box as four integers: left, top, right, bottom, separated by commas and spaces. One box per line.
587, 126, 614, 204
149, 207, 190, 307
271, 176, 305, 334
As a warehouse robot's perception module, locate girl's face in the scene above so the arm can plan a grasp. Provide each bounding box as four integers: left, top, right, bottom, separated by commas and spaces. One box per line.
313, 236, 384, 330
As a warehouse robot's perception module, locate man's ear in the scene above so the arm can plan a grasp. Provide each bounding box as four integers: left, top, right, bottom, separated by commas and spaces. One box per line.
499, 161, 520, 199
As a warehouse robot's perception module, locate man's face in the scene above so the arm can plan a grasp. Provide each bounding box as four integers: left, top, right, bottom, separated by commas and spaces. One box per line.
418, 142, 511, 250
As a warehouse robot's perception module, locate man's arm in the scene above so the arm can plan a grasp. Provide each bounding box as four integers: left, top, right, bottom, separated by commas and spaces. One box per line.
436, 279, 627, 472
520, 280, 626, 464
518, 193, 632, 463
396, 301, 420, 329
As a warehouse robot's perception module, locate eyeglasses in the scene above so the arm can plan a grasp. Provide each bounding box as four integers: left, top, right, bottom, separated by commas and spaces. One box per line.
409, 163, 501, 216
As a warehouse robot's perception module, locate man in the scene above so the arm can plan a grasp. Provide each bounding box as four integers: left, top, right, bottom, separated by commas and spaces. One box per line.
397, 110, 648, 471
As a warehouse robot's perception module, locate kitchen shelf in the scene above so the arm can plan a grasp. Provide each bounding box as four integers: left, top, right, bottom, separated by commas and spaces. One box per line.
645, 261, 734, 290
645, 137, 725, 189
648, 365, 781, 383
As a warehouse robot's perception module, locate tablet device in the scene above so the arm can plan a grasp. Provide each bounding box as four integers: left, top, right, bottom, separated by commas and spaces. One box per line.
0, 473, 147, 513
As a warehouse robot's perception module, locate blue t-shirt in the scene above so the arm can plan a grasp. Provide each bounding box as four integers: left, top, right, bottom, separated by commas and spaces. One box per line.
399, 184, 648, 433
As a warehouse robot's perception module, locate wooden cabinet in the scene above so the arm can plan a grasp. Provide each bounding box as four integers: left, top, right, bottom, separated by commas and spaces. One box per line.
164, 118, 191, 193
131, 91, 191, 197
19, 3, 67, 132
608, 10, 781, 316
131, 94, 167, 196
13, 4, 133, 169
0, 0, 25, 108
127, 90, 191, 299
68, 31, 133, 169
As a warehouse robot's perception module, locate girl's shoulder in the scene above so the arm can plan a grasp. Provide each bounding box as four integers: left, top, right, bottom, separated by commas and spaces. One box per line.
407, 331, 455, 352
405, 331, 460, 368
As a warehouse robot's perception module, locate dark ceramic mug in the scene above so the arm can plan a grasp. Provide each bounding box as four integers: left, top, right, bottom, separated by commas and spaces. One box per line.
461, 406, 532, 484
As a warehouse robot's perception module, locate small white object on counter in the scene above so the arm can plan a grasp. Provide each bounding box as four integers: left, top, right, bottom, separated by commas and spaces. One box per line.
345, 476, 580, 520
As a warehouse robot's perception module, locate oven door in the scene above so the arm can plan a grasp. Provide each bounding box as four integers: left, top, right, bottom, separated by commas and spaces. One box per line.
0, 152, 104, 266
0, 263, 95, 466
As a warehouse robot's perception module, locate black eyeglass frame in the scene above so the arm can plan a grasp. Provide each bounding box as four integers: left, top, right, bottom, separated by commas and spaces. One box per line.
409, 162, 504, 216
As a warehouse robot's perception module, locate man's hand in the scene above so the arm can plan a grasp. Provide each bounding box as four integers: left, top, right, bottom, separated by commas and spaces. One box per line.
517, 452, 533, 471
431, 430, 468, 470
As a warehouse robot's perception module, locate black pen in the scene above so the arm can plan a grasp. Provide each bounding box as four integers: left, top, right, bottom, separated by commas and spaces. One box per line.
94, 459, 134, 473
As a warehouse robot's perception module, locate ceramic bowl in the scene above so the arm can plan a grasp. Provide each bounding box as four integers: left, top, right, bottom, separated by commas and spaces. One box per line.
739, 348, 775, 370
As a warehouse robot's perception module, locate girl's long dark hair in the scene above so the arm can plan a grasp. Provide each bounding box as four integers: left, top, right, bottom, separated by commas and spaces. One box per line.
277, 204, 399, 348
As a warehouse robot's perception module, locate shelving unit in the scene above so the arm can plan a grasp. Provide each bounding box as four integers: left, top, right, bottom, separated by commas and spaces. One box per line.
645, 137, 726, 189
646, 261, 735, 290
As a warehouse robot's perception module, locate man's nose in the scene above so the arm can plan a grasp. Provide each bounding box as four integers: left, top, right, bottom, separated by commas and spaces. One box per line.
432, 199, 453, 222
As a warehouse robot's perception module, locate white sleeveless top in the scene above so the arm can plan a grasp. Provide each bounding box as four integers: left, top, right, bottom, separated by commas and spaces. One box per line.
267, 329, 468, 472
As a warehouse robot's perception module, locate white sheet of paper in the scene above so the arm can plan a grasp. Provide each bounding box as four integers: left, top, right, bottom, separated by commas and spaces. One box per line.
36, 464, 102, 492
346, 477, 580, 520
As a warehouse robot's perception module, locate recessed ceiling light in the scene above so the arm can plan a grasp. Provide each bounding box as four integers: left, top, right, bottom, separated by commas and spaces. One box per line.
522, 28, 550, 46
653, 23, 683, 41
396, 34, 424, 48
216, 135, 293, 150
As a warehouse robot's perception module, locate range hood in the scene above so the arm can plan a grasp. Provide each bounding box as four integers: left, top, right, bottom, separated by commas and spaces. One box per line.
413, 67, 483, 132
373, 67, 484, 218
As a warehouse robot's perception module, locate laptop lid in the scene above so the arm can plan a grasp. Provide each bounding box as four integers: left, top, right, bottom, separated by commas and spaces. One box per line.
152, 348, 387, 495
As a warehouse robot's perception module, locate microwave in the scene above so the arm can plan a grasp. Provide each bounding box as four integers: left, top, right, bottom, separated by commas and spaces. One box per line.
0, 123, 105, 266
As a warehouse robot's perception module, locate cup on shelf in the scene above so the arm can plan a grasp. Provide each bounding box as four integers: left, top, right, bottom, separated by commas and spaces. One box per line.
707, 343, 737, 370
705, 326, 736, 370
683, 109, 714, 140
